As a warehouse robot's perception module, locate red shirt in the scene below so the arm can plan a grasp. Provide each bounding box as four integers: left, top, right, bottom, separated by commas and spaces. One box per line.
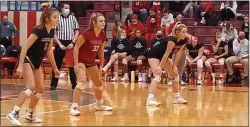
152, 2, 161, 12
132, 1, 149, 14
200, 1, 212, 15
128, 21, 145, 36
78, 29, 107, 65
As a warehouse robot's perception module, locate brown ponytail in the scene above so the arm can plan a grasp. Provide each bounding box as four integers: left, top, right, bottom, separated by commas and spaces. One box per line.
40, 4, 58, 25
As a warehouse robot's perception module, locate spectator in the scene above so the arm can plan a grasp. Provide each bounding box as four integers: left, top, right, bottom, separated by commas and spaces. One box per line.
146, 8, 161, 27
193, 1, 212, 26
151, 0, 161, 14
167, 13, 183, 36
225, 31, 248, 84
161, 8, 174, 27
127, 15, 145, 40
125, 14, 133, 27
168, 1, 184, 12
50, 3, 79, 90
4, 45, 21, 76
102, 29, 131, 82
182, 1, 199, 18
132, 1, 149, 24
241, 16, 249, 40
130, 29, 147, 82
204, 31, 228, 84
185, 36, 206, 85
145, 17, 159, 47
220, 1, 237, 26
0, 15, 18, 49
221, 21, 238, 56
112, 19, 127, 38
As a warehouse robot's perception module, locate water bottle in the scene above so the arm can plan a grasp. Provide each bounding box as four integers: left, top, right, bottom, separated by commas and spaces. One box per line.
131, 71, 135, 82
182, 73, 187, 83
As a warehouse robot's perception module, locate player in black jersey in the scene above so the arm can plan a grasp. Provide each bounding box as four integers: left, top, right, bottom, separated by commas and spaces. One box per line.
146, 23, 188, 106
6, 5, 60, 126
205, 31, 228, 84
186, 36, 207, 85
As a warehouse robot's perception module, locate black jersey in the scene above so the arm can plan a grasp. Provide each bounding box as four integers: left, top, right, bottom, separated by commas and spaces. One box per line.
131, 37, 147, 57
110, 37, 131, 55
149, 38, 164, 49
147, 36, 187, 60
25, 25, 54, 69
186, 43, 204, 59
214, 41, 227, 56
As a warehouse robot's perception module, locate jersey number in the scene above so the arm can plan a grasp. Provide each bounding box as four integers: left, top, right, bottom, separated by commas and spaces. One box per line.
44, 43, 49, 51
92, 45, 99, 51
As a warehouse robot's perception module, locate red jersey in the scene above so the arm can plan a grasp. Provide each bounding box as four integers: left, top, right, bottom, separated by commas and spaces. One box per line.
78, 29, 107, 65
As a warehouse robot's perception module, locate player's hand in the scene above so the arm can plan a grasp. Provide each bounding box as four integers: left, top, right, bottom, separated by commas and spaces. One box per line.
16, 65, 23, 78
214, 55, 219, 59
53, 68, 60, 78
59, 44, 66, 50
67, 43, 74, 49
154, 66, 162, 75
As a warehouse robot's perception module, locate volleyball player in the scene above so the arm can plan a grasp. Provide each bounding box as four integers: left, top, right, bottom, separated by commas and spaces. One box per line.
6, 5, 60, 126
69, 13, 113, 116
146, 23, 188, 106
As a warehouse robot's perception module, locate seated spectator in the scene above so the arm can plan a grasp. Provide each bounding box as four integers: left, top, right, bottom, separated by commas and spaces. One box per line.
146, 8, 161, 27
204, 31, 228, 84
130, 29, 147, 82
127, 15, 145, 40
145, 17, 159, 47
161, 8, 174, 27
102, 29, 131, 82
168, 1, 184, 12
167, 13, 183, 37
112, 19, 127, 38
132, 1, 149, 24
4, 44, 21, 76
125, 14, 133, 27
185, 36, 206, 85
241, 16, 249, 40
182, 1, 198, 18
193, 1, 212, 26
225, 31, 249, 84
151, 0, 161, 14
220, 1, 238, 26
221, 21, 238, 55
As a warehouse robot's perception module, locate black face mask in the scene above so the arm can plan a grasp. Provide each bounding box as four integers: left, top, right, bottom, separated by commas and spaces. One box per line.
2, 21, 8, 25
157, 35, 162, 39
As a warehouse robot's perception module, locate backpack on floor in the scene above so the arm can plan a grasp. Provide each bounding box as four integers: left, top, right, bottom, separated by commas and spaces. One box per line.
225, 69, 242, 84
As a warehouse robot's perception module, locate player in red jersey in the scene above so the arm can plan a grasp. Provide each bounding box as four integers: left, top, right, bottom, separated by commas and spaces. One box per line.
69, 13, 113, 116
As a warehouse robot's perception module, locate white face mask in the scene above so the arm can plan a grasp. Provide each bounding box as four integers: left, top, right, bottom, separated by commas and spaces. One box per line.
63, 9, 70, 15
120, 35, 126, 39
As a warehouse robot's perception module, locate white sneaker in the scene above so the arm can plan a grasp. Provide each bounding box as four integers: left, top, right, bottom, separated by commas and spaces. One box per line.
6, 110, 22, 126
69, 107, 81, 116
111, 76, 118, 82
200, 19, 206, 24
95, 103, 113, 111
146, 97, 161, 106
218, 79, 224, 84
197, 79, 203, 85
173, 96, 188, 104
142, 73, 147, 82
121, 76, 129, 82
180, 80, 187, 85
138, 76, 143, 82
211, 73, 216, 84
23, 110, 42, 123
193, 21, 198, 26
168, 79, 172, 86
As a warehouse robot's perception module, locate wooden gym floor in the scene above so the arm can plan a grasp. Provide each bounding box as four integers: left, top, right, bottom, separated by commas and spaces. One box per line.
0, 78, 249, 126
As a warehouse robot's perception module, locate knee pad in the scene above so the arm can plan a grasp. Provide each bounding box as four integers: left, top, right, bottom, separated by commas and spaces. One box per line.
33, 91, 43, 99
94, 85, 103, 91
204, 61, 210, 67
153, 76, 161, 83
122, 59, 127, 65
75, 82, 86, 91
137, 60, 142, 65
23, 88, 33, 97
197, 59, 203, 68
218, 59, 225, 65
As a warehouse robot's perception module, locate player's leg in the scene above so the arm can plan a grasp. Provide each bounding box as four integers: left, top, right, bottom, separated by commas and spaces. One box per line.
70, 63, 88, 116
86, 65, 113, 111
6, 63, 36, 126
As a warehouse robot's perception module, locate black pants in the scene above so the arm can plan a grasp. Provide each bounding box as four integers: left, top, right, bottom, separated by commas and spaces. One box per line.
50, 40, 77, 89
0, 37, 12, 49
194, 5, 210, 22
221, 8, 235, 21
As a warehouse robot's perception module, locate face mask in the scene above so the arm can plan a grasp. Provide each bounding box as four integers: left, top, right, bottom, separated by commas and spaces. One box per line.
2, 21, 8, 25
150, 22, 156, 24
63, 9, 70, 15
120, 35, 126, 39
157, 35, 162, 39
